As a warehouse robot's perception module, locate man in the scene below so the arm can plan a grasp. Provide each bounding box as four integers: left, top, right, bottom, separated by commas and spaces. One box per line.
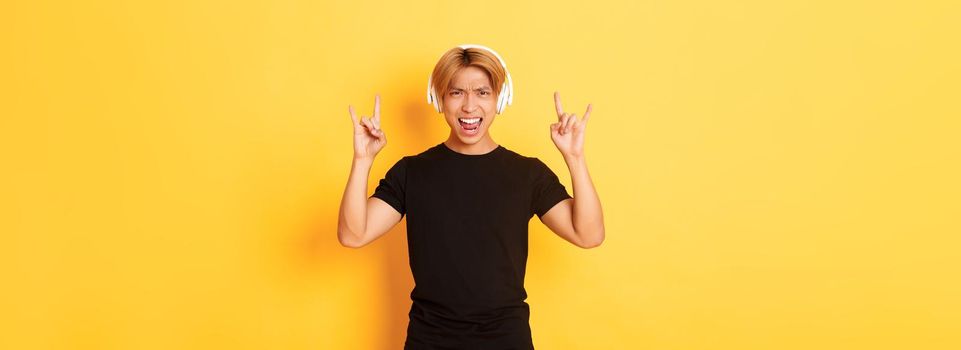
337, 44, 605, 349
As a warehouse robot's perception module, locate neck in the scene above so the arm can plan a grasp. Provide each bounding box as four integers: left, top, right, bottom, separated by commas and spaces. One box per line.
444, 134, 498, 155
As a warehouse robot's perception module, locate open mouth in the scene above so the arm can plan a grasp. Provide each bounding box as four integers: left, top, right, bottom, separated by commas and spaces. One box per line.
457, 117, 482, 133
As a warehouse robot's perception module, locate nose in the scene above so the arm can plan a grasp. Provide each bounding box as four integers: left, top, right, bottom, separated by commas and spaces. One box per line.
461, 91, 478, 114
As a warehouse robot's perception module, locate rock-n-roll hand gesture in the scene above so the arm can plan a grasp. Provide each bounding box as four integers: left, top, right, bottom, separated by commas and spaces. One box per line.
550, 91, 592, 159
349, 94, 386, 160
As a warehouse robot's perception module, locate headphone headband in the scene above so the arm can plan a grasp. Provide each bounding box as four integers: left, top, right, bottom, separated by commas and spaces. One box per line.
427, 44, 514, 114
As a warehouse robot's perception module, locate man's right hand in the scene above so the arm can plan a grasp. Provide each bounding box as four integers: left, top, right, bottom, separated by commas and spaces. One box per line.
348, 94, 386, 160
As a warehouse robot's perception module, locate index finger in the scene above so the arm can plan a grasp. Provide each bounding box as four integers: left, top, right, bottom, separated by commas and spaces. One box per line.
373, 94, 381, 120
554, 91, 564, 118
348, 105, 358, 124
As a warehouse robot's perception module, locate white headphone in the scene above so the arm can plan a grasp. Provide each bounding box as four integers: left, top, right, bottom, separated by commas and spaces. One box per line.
426, 44, 514, 115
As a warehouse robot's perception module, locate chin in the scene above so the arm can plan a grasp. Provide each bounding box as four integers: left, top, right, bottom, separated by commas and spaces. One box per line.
458, 134, 482, 143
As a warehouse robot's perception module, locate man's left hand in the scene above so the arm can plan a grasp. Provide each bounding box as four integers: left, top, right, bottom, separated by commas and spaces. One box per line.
550, 91, 592, 159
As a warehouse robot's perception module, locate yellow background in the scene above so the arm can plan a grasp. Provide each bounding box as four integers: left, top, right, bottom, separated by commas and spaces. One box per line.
2, 0, 959, 349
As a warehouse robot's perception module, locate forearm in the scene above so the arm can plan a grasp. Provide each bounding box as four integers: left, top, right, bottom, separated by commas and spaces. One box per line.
563, 154, 605, 247
338, 157, 374, 245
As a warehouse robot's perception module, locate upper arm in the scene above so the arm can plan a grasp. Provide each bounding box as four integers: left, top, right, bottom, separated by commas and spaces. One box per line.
348, 156, 407, 248
538, 198, 590, 248
350, 196, 403, 248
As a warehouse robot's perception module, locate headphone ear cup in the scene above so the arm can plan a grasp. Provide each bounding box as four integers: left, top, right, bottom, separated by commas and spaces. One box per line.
426, 74, 433, 104
504, 73, 513, 109
427, 74, 442, 113
505, 84, 509, 112
498, 82, 508, 114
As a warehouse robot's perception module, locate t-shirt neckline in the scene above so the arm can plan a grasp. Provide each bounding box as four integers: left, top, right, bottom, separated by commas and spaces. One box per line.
438, 142, 504, 158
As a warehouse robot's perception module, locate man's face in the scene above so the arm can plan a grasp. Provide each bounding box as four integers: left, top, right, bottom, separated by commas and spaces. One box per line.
442, 66, 498, 144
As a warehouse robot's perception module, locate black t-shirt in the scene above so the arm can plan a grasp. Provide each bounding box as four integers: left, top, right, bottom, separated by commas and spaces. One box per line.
371, 142, 572, 349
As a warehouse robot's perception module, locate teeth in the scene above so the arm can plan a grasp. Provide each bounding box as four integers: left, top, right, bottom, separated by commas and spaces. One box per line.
459, 118, 480, 124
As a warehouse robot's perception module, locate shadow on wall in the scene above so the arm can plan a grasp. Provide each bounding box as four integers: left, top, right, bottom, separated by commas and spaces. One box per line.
296, 57, 444, 348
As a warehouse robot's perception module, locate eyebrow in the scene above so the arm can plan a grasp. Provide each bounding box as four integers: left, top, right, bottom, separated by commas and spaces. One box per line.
449, 86, 491, 91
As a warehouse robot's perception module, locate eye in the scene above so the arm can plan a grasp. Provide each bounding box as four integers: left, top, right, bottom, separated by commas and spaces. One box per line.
449, 91, 461, 96
480, 91, 490, 96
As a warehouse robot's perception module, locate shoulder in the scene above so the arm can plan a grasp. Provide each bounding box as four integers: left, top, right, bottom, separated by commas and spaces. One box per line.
405, 144, 445, 163
385, 144, 444, 173
496, 147, 553, 180
496, 145, 537, 164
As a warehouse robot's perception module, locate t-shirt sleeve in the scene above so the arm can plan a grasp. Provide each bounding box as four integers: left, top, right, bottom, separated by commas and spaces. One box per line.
530, 158, 572, 218
370, 156, 408, 217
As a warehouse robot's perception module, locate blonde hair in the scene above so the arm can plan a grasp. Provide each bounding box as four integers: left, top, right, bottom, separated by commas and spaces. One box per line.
429, 46, 507, 112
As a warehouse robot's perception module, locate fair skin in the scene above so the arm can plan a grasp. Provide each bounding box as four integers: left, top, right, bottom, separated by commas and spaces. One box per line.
540, 91, 605, 248
337, 67, 604, 249
440, 66, 499, 155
